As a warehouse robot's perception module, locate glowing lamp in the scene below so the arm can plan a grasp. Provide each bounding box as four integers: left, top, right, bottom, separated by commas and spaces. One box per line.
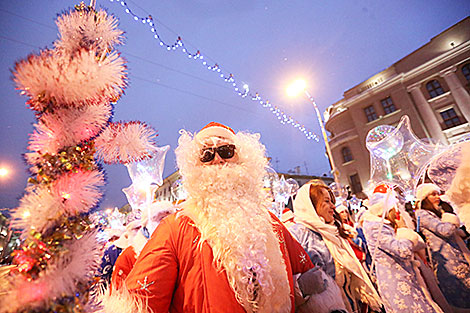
0, 168, 8, 177
286, 79, 306, 97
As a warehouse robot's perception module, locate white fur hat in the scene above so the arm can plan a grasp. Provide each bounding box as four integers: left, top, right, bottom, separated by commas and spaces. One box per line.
416, 183, 440, 202
195, 121, 236, 142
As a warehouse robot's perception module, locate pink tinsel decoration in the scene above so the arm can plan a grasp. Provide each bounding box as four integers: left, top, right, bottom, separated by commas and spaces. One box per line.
28, 102, 112, 154
94, 121, 158, 164
11, 170, 105, 232
13, 49, 127, 111
54, 9, 124, 54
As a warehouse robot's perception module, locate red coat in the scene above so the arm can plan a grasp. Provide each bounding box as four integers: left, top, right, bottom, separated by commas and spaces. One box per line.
125, 211, 313, 313
111, 246, 137, 289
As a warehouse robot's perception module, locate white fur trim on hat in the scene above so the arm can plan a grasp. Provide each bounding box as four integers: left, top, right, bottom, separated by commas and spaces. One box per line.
195, 122, 236, 142
442, 212, 460, 227
416, 183, 440, 202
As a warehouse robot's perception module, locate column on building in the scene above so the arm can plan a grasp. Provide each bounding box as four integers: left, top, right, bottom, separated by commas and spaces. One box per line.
407, 83, 448, 144
441, 66, 470, 122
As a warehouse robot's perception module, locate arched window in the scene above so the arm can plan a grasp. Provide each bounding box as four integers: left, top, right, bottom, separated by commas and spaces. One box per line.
426, 80, 444, 98
342, 147, 353, 163
462, 63, 470, 82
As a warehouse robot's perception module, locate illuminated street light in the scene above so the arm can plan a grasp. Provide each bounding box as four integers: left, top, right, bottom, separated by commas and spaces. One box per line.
286, 79, 340, 186
0, 167, 9, 178
286, 79, 307, 98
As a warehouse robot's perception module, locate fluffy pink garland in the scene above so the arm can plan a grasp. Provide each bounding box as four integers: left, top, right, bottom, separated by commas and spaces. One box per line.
13, 49, 127, 112
28, 102, 112, 154
95, 121, 158, 164
54, 9, 124, 53
11, 170, 105, 232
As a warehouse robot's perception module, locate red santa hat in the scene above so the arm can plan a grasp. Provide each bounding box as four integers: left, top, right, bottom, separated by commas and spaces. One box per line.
367, 183, 399, 216
195, 121, 236, 142
415, 183, 440, 202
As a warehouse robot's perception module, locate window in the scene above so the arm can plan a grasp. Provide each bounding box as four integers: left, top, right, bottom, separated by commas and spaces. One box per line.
440, 108, 463, 129
380, 97, 397, 115
349, 174, 363, 194
364, 105, 378, 122
462, 63, 470, 82
341, 147, 353, 163
426, 80, 444, 98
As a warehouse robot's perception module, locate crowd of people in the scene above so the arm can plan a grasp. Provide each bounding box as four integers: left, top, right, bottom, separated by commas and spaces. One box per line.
98, 122, 470, 313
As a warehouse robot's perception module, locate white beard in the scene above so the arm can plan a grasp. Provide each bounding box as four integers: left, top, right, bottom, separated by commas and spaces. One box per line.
182, 163, 292, 313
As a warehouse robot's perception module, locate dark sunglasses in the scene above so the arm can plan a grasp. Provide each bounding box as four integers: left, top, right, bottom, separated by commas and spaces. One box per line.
200, 144, 236, 163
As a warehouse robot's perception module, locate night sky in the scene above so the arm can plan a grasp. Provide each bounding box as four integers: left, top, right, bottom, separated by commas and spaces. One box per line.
1, 0, 469, 211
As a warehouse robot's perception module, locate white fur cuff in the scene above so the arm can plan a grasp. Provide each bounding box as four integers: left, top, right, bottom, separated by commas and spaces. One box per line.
396, 227, 420, 247
295, 270, 348, 313
442, 213, 460, 227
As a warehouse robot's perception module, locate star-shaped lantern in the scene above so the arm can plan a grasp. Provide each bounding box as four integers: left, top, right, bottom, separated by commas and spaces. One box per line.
366, 115, 446, 197
123, 145, 169, 212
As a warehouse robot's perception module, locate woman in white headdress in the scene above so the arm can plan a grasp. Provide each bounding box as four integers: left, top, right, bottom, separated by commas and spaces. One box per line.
290, 181, 381, 312
415, 183, 470, 311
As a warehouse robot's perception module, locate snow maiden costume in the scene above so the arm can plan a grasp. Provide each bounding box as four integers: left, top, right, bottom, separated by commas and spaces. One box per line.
291, 182, 381, 313
361, 186, 444, 313
415, 183, 470, 311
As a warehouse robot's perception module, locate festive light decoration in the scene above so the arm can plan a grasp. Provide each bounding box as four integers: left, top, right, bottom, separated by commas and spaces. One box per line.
14, 49, 127, 112
366, 115, 445, 197
1, 4, 158, 312
55, 4, 124, 53
262, 167, 300, 217
125, 145, 169, 186
107, 0, 319, 141
28, 103, 112, 155
123, 145, 169, 218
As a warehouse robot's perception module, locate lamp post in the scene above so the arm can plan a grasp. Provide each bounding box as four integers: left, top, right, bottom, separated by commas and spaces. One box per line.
286, 79, 340, 186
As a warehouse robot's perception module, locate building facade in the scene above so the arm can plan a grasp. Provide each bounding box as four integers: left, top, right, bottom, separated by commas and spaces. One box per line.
324, 17, 470, 195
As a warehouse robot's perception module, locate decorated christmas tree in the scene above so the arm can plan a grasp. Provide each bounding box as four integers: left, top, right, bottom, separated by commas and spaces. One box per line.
0, 3, 158, 312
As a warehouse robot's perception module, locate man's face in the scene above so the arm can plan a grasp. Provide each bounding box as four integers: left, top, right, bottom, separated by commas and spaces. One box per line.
199, 137, 239, 166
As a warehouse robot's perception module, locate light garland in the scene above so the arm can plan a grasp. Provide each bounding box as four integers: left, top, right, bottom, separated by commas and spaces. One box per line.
108, 0, 319, 141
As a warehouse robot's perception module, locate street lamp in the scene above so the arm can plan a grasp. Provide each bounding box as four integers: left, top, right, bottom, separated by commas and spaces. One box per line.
286, 79, 340, 186
0, 167, 9, 178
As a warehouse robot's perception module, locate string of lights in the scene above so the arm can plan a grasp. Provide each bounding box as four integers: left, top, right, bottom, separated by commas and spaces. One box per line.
108, 0, 319, 141
0, 34, 259, 116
